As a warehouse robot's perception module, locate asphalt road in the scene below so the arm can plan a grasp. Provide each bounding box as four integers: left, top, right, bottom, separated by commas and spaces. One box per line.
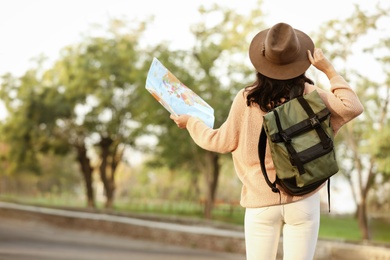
0, 217, 246, 260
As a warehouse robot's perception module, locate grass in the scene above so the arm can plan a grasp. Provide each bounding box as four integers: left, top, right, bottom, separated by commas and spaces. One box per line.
319, 214, 362, 241
1, 194, 389, 244
370, 218, 390, 243
320, 214, 390, 244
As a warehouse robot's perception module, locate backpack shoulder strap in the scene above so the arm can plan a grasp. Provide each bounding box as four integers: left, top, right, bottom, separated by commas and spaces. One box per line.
258, 126, 280, 194
297, 96, 332, 149
273, 109, 306, 174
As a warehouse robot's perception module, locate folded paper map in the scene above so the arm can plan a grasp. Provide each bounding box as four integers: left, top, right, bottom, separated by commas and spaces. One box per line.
145, 57, 215, 128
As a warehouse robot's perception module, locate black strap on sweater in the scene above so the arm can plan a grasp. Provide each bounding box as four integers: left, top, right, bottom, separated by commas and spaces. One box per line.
259, 127, 279, 194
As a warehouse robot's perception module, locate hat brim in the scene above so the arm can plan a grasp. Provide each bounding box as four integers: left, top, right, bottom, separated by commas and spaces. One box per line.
249, 28, 314, 80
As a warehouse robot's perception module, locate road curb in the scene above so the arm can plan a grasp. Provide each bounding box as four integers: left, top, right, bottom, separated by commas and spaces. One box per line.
0, 202, 246, 254
1, 201, 389, 259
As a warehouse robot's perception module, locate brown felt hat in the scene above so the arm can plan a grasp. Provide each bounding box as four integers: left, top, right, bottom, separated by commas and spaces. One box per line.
249, 23, 314, 80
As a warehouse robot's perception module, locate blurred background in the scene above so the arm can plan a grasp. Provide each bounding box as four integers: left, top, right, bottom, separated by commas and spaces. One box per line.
0, 0, 389, 245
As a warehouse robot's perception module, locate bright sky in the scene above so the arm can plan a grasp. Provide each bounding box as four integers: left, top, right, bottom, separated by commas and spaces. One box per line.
0, 0, 377, 77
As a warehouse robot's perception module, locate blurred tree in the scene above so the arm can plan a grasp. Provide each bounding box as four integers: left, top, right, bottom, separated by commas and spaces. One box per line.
0, 18, 151, 208
48, 19, 150, 208
143, 2, 265, 218
313, 3, 390, 240
0, 61, 91, 202
0, 67, 64, 174
366, 28, 390, 216
0, 60, 82, 197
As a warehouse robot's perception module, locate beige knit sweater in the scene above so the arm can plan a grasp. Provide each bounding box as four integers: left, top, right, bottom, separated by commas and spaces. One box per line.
185, 75, 364, 208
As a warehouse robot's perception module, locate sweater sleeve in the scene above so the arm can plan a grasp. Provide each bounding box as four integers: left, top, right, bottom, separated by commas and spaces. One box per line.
305, 75, 364, 134
185, 89, 246, 153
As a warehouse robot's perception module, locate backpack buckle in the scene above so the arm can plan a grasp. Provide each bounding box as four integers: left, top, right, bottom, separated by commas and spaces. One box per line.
310, 116, 320, 128
280, 132, 291, 143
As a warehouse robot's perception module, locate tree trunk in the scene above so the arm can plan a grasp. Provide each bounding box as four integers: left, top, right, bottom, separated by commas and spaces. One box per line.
188, 173, 200, 200
357, 198, 370, 240
203, 152, 220, 219
99, 137, 116, 209
75, 144, 95, 208
356, 160, 375, 240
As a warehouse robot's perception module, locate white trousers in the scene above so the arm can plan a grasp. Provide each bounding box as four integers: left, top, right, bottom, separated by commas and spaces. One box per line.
244, 192, 320, 260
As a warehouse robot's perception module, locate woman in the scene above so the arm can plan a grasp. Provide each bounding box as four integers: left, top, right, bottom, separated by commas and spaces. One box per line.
171, 23, 363, 260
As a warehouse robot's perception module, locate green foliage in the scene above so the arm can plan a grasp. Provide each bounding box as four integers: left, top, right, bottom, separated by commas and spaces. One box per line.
320, 214, 390, 243
372, 126, 390, 174
315, 4, 389, 64
0, 18, 155, 207
0, 70, 69, 174
54, 20, 148, 144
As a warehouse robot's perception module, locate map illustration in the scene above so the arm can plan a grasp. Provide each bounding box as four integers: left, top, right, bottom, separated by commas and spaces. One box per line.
145, 57, 215, 128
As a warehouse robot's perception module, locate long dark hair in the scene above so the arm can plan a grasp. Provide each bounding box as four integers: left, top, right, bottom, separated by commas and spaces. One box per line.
245, 73, 314, 112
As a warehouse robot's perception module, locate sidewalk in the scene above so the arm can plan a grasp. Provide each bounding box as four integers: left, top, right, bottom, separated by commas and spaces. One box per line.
1, 201, 389, 260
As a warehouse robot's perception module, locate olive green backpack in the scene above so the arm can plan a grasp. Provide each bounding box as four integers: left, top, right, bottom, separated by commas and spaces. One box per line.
258, 90, 339, 207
